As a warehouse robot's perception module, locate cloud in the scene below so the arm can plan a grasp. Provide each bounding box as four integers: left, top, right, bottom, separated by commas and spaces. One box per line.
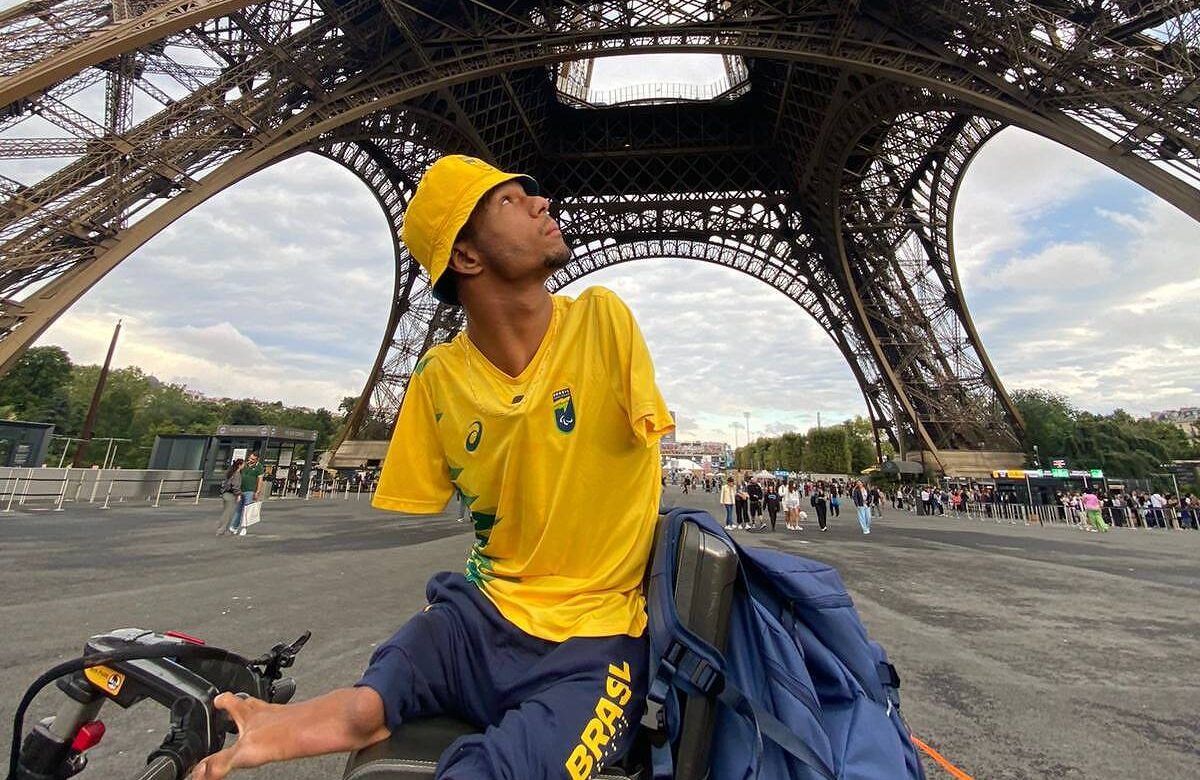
34, 154, 395, 409
11, 60, 1200, 439
561, 259, 866, 444
973, 242, 1114, 291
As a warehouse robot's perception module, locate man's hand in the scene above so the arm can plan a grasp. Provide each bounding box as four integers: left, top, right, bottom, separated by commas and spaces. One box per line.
189, 687, 390, 779
191, 693, 281, 779
252, 493, 260, 502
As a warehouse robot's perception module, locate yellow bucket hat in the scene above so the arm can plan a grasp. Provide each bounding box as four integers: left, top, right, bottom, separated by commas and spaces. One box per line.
401, 155, 539, 305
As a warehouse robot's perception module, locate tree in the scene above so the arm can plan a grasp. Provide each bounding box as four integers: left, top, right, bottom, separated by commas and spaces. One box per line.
1012, 389, 1076, 465
224, 399, 265, 425
779, 432, 805, 472
0, 346, 73, 429
843, 416, 878, 473
804, 427, 851, 474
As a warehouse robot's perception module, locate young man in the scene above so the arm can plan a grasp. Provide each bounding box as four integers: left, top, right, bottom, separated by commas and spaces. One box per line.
192, 155, 673, 780
228, 451, 263, 535
745, 475, 764, 529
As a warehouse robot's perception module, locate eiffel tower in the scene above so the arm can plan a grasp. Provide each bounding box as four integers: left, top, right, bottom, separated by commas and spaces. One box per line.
1, 1, 1197, 471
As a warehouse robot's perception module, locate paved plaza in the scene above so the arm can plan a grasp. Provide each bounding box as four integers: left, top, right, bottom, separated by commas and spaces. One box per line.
1, 489, 1197, 779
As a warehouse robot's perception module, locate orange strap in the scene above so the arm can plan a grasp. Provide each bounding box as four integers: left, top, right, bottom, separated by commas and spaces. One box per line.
910, 734, 974, 780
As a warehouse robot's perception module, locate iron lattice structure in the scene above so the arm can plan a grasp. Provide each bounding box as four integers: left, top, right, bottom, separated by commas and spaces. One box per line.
1, 1, 1198, 466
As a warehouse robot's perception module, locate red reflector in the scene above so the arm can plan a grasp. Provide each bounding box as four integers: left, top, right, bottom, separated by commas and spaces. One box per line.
164, 630, 206, 645
71, 721, 105, 752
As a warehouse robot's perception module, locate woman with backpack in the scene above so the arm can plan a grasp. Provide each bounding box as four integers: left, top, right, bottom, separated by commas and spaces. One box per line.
216, 458, 243, 536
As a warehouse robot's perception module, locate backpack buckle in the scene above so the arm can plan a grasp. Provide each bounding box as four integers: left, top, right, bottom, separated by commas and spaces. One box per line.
641, 698, 665, 731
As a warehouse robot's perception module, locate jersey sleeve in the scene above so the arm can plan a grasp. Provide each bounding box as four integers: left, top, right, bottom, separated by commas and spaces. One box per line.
602, 290, 675, 447
371, 365, 454, 513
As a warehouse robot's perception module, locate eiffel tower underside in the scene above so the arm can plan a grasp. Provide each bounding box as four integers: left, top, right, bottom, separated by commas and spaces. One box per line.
1, 1, 1198, 467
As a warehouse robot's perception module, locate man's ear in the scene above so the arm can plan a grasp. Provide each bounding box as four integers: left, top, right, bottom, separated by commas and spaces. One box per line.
447, 241, 484, 278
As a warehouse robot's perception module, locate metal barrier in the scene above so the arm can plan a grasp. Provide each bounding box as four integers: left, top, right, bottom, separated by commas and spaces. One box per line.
944, 501, 1196, 531
301, 471, 377, 502
0, 467, 204, 512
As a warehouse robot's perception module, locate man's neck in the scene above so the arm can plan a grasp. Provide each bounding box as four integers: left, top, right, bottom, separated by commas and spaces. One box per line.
464, 286, 554, 378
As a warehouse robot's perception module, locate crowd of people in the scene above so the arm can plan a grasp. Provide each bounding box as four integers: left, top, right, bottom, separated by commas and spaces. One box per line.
696, 474, 888, 536
670, 471, 1200, 534
893, 483, 1200, 531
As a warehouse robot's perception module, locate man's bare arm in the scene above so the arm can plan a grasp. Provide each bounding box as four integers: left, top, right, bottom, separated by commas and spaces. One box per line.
191, 686, 390, 779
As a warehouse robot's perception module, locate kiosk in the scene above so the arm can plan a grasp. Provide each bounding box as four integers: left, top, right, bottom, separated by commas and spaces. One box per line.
151, 425, 318, 497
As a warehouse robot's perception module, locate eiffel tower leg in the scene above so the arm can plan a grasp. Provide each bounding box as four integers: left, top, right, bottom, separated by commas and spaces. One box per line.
315, 139, 467, 453
826, 100, 1028, 471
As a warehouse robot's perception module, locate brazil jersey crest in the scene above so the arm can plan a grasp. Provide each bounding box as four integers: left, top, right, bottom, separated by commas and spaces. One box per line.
552, 387, 576, 433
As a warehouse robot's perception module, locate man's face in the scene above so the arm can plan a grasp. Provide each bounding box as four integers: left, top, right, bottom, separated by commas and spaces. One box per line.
458, 181, 571, 283
248, 454, 259, 465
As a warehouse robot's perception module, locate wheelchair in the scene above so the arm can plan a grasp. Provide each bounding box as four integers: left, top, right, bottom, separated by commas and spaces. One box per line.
343, 516, 738, 780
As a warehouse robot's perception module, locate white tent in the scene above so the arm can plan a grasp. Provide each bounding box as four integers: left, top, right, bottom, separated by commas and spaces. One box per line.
669, 458, 703, 471
753, 469, 774, 479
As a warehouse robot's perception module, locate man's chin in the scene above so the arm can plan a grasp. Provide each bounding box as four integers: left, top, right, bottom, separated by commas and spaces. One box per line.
544, 244, 574, 270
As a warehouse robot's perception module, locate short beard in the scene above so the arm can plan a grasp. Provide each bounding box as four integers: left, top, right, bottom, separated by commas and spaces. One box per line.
544, 244, 573, 270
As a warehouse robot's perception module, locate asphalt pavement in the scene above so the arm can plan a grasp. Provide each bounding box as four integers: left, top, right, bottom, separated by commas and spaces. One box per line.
0, 488, 1196, 779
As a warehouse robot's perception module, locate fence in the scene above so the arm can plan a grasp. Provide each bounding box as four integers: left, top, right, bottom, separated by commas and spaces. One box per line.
0, 467, 204, 512
938, 500, 1197, 531
302, 470, 377, 502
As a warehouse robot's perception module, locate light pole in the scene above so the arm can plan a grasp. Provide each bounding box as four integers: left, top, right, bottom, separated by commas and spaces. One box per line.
743, 411, 751, 445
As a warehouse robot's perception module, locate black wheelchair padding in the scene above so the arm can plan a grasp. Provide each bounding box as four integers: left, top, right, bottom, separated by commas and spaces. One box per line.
342, 515, 738, 779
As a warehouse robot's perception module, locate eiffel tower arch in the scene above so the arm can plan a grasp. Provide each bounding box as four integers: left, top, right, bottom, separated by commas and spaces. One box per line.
1, 2, 1197, 471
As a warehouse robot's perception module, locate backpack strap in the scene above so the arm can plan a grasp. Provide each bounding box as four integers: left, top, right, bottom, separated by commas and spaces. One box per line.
646, 509, 837, 780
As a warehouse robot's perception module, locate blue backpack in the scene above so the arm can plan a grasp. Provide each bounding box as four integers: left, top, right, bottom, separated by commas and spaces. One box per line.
645, 507, 925, 780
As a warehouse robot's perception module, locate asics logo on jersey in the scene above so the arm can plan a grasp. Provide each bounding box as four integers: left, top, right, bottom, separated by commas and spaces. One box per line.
465, 420, 483, 452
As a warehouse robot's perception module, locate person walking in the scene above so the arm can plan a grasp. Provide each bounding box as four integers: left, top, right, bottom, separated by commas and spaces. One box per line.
810, 481, 827, 532
229, 451, 265, 536
765, 480, 781, 532
216, 459, 243, 536
746, 475, 765, 529
853, 480, 872, 535
784, 479, 802, 530
735, 476, 750, 529
829, 485, 841, 518
1081, 489, 1108, 533
720, 476, 737, 529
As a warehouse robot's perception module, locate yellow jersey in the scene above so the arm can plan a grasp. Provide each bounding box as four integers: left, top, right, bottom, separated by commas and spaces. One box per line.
372, 287, 674, 641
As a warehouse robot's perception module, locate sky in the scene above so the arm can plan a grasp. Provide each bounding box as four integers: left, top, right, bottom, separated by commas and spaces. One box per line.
7, 51, 1200, 446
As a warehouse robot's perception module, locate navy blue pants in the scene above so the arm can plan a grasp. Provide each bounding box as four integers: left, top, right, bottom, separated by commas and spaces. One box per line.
356, 572, 648, 780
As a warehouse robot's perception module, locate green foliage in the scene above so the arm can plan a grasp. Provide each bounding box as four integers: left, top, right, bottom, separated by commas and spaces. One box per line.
1013, 390, 1197, 480
4, 346, 346, 468
734, 419, 875, 475
0, 346, 74, 429
843, 416, 878, 473
1012, 389, 1076, 460
804, 427, 851, 474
